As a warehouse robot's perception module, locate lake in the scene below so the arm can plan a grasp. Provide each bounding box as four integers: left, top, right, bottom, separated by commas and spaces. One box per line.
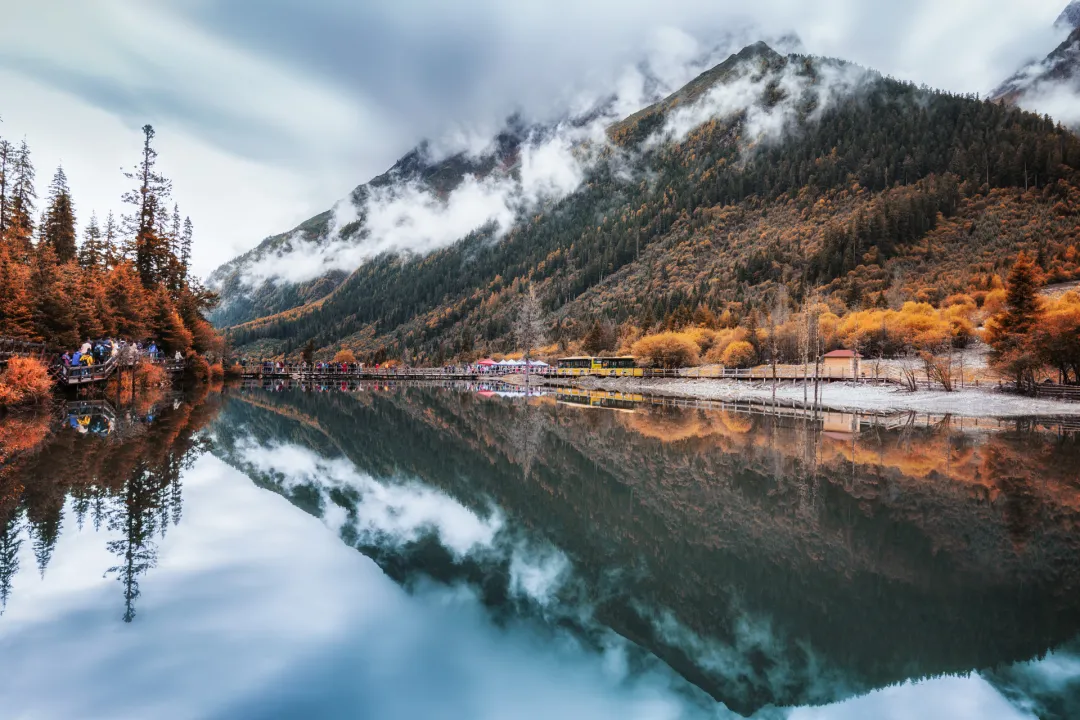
1, 382, 1078, 719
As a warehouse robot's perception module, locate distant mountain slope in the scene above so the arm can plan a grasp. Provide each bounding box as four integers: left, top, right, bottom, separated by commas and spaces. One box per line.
1057, 0, 1080, 31
207, 125, 529, 327
217, 41, 1080, 362
990, 25, 1080, 111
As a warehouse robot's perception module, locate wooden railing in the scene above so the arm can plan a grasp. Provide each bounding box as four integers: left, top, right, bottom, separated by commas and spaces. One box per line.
0, 337, 47, 363
1033, 384, 1080, 402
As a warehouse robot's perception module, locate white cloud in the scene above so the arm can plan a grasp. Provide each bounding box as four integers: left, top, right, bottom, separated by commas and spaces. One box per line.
0, 0, 1075, 282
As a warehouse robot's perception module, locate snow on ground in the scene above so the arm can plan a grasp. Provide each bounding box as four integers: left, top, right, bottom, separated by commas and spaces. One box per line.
577, 377, 1080, 418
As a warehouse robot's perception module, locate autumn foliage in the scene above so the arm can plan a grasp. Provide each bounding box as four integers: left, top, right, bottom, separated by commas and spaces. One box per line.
0, 358, 54, 407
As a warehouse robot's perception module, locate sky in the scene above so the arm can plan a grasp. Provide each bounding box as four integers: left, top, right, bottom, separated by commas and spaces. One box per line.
0, 0, 1073, 277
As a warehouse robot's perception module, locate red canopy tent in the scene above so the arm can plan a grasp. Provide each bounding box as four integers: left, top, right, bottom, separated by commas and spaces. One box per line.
477, 358, 497, 366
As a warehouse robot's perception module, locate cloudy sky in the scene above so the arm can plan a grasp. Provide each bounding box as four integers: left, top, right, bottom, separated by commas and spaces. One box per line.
0, 0, 1072, 276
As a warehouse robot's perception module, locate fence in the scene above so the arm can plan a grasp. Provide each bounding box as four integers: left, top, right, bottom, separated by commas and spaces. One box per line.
1033, 384, 1080, 402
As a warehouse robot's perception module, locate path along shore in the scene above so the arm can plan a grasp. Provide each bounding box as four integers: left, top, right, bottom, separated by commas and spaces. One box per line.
513, 375, 1080, 419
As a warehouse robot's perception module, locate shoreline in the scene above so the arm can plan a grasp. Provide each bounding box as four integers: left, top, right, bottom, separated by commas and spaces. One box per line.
524, 375, 1080, 419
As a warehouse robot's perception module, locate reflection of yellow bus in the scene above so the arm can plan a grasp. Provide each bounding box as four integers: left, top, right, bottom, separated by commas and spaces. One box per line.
555, 388, 644, 412
556, 356, 643, 377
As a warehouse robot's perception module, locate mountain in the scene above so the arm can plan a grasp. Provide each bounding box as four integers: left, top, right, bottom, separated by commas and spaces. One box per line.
989, 3, 1080, 122
989, 26, 1080, 108
211, 42, 1080, 362
1057, 0, 1080, 31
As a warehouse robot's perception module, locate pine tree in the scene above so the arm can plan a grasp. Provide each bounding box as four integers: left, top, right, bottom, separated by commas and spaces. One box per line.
105, 261, 150, 340
43, 166, 77, 263
0, 138, 12, 239
60, 262, 105, 340
151, 287, 192, 354
79, 212, 106, 270
169, 204, 181, 256
4, 140, 36, 261
1000, 252, 1042, 337
180, 216, 193, 281
987, 252, 1044, 392
122, 125, 172, 289
0, 241, 34, 338
102, 211, 120, 270
30, 243, 78, 348
0, 513, 21, 615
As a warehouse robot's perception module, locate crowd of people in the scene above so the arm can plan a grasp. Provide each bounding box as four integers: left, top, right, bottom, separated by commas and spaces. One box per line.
59, 339, 182, 372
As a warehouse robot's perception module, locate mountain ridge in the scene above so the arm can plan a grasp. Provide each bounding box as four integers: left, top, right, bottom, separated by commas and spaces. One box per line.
212, 41, 1080, 362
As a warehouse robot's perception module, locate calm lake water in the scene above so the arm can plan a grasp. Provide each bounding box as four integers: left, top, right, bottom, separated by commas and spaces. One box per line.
1, 382, 1079, 719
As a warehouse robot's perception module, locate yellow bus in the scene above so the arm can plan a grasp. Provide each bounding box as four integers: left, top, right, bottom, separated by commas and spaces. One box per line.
555, 356, 644, 377
555, 388, 644, 411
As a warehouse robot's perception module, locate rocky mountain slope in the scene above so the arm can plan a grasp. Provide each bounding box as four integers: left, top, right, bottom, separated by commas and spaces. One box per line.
989, 2, 1080, 122
211, 41, 1080, 362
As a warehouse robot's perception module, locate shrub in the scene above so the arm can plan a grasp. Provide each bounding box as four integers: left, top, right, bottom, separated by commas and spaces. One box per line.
0, 357, 54, 407
631, 332, 700, 368
209, 362, 224, 381
135, 361, 168, 388
332, 349, 357, 364
186, 353, 211, 382
224, 362, 244, 378
720, 341, 756, 368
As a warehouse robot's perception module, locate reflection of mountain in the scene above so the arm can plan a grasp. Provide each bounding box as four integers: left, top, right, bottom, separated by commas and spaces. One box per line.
213, 387, 1080, 716
0, 390, 221, 620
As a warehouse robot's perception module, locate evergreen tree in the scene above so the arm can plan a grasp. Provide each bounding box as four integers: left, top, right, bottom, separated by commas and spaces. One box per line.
999, 252, 1042, 339
60, 262, 106, 340
122, 125, 172, 289
43, 166, 77, 263
79, 212, 106, 270
4, 140, 36, 261
102, 211, 120, 270
0, 512, 21, 615
105, 261, 150, 339
0, 240, 35, 338
30, 243, 78, 348
151, 287, 192, 354
0, 138, 12, 239
180, 216, 193, 281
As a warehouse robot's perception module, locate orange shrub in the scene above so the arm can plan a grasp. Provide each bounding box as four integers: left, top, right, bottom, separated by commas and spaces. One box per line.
719, 340, 756, 368
136, 361, 168, 388
332, 349, 357, 364
209, 362, 225, 381
631, 332, 701, 368
0, 358, 54, 407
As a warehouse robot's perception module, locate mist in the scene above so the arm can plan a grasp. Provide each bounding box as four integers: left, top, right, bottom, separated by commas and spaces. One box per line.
231, 31, 876, 290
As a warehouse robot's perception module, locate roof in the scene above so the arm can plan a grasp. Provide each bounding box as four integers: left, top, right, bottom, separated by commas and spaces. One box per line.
823, 350, 862, 358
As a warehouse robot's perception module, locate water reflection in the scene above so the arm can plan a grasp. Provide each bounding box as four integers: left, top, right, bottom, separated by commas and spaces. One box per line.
0, 382, 1077, 718
216, 383, 1080, 717
0, 391, 219, 621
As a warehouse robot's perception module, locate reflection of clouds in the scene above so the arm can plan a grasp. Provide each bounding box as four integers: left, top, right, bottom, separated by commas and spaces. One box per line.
0, 443, 1055, 719
0, 453, 712, 720
237, 439, 503, 557
790, 675, 1033, 720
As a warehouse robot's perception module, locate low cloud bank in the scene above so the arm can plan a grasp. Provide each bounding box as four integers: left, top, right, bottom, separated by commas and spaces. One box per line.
229, 28, 873, 290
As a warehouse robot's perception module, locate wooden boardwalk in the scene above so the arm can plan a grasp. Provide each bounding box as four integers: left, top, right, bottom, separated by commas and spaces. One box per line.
0, 336, 186, 387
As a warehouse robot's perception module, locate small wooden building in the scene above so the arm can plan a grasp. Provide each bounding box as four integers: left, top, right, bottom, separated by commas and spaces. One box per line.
822, 349, 862, 378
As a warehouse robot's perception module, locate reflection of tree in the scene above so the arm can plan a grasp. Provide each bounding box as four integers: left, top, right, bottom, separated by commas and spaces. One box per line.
0, 510, 22, 614
510, 402, 547, 479
0, 388, 220, 619
106, 465, 165, 623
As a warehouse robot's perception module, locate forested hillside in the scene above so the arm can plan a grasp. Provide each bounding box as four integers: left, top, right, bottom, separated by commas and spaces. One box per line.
217, 42, 1080, 364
